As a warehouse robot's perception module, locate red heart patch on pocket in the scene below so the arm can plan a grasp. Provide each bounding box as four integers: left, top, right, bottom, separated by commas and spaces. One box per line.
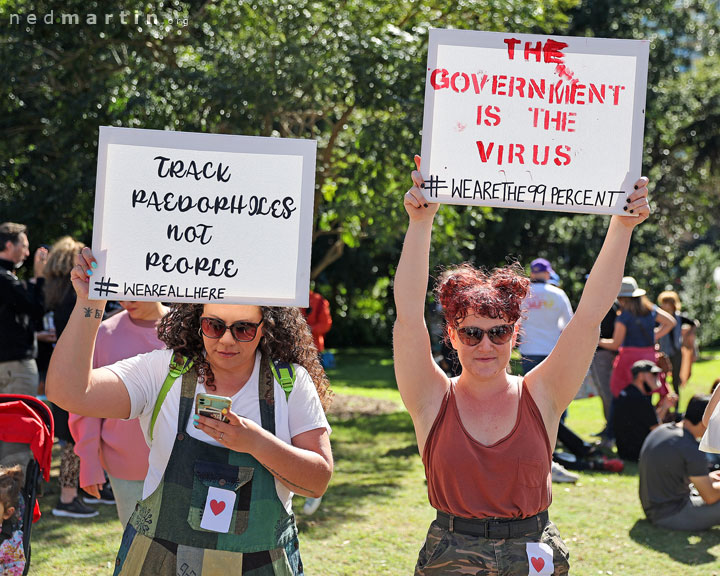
531, 557, 545, 572
210, 499, 226, 516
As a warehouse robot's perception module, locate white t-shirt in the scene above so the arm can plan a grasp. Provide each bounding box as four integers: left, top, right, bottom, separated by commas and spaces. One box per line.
519, 281, 574, 356
106, 349, 331, 512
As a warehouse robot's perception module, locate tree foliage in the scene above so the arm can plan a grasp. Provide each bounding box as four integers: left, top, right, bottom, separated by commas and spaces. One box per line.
1, 0, 719, 345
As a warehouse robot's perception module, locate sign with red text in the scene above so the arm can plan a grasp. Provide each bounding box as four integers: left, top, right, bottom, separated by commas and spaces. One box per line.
90, 126, 316, 306
420, 29, 649, 214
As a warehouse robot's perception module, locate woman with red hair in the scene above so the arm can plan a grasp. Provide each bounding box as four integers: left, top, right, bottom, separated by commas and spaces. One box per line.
394, 156, 652, 575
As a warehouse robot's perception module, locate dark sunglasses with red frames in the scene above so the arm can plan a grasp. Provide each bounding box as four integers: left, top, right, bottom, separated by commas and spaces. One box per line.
200, 317, 263, 342
456, 324, 515, 346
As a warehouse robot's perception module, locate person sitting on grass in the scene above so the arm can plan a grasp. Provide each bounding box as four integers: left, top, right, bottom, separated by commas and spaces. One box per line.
394, 154, 652, 575
614, 359, 677, 462
639, 395, 720, 530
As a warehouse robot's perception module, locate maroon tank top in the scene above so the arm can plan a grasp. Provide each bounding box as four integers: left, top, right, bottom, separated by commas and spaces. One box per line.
422, 380, 552, 519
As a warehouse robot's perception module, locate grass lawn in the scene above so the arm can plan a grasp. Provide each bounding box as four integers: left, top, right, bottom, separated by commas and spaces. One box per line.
28, 347, 720, 575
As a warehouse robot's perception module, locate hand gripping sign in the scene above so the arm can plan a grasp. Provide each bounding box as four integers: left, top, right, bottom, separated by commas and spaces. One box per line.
90, 126, 316, 306
420, 29, 649, 215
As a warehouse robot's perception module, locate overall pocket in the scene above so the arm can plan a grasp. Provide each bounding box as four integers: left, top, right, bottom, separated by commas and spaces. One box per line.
187, 460, 254, 534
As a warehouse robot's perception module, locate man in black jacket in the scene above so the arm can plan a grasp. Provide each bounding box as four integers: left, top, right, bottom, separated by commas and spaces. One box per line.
0, 222, 47, 467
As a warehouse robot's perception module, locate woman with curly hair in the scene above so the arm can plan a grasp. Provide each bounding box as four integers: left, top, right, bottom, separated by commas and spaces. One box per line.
394, 156, 652, 575
47, 247, 332, 576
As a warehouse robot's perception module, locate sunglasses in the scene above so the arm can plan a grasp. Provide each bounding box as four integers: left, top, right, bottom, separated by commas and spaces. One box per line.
456, 324, 515, 346
200, 317, 263, 342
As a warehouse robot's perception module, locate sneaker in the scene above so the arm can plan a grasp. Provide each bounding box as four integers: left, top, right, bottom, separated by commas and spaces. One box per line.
302, 496, 323, 515
52, 497, 99, 518
551, 461, 579, 484
83, 483, 115, 505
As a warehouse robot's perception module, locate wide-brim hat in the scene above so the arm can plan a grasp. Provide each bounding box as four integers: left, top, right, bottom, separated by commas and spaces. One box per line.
618, 276, 646, 298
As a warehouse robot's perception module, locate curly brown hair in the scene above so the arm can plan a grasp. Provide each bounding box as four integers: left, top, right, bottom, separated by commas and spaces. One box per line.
157, 304, 332, 411
435, 262, 530, 328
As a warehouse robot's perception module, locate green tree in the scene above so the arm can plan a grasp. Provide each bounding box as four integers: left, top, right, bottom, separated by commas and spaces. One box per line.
680, 244, 720, 347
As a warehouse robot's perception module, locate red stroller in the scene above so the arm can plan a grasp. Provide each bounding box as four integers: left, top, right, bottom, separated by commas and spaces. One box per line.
0, 394, 54, 576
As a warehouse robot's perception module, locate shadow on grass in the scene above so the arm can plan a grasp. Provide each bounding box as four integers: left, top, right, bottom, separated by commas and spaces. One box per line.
325, 348, 396, 390
629, 519, 720, 565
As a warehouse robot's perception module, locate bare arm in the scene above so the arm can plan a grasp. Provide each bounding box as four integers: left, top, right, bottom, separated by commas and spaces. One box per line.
689, 473, 720, 505
392, 156, 449, 435
703, 384, 720, 427
527, 179, 650, 417
599, 321, 627, 352
197, 414, 333, 497
45, 248, 132, 418
654, 307, 677, 341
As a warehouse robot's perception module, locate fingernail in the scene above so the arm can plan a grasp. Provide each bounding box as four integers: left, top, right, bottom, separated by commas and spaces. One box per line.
629, 209, 634, 214
634, 185, 638, 190
86, 269, 93, 276
424, 203, 429, 208
626, 197, 631, 203
91, 261, 97, 269
623, 206, 628, 211
192, 414, 199, 421
420, 183, 425, 188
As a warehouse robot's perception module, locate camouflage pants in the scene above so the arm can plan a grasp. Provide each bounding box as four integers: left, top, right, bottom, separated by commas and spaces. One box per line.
415, 519, 570, 575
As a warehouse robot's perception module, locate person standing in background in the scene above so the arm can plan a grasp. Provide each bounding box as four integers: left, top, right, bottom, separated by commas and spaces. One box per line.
600, 277, 676, 400
657, 291, 699, 399
301, 290, 333, 515
518, 258, 574, 375
303, 290, 333, 363
0, 222, 47, 469
45, 237, 100, 519
70, 300, 169, 526
588, 300, 620, 445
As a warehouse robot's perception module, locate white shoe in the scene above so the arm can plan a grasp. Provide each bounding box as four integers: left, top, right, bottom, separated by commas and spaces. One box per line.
302, 497, 322, 515
551, 461, 579, 484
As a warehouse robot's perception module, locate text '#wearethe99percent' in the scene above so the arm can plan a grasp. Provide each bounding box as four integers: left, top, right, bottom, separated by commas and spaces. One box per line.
425, 177, 624, 208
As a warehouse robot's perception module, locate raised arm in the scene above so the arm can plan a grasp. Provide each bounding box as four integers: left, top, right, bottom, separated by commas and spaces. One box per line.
45, 247, 132, 418
393, 156, 449, 426
528, 178, 651, 416
654, 307, 677, 341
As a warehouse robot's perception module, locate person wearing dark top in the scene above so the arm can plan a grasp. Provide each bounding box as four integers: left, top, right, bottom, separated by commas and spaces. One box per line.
657, 291, 699, 398
639, 395, 720, 530
589, 300, 619, 441
614, 360, 676, 461
0, 222, 47, 468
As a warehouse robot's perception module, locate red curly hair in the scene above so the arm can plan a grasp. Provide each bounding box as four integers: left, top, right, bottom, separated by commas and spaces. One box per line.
435, 262, 530, 327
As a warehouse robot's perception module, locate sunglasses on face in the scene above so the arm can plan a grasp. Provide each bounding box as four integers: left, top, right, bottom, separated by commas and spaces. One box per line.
456, 324, 515, 346
200, 317, 263, 342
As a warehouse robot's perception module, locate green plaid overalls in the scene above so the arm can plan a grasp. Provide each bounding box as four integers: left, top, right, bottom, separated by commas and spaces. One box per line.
113, 356, 303, 575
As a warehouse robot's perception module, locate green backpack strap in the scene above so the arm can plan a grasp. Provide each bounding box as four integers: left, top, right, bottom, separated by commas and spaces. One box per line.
269, 360, 296, 401
150, 354, 193, 442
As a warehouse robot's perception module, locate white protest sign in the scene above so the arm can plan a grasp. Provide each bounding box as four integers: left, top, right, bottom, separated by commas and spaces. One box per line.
420, 29, 649, 215
90, 126, 316, 306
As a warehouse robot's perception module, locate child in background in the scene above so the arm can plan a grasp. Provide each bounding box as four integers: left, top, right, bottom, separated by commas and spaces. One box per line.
0, 465, 25, 576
